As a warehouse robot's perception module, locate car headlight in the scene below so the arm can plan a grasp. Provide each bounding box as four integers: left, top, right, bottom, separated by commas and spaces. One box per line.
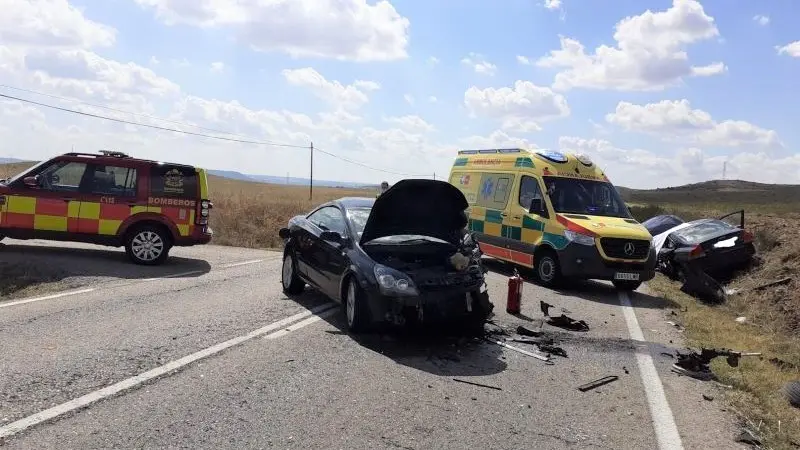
373, 264, 419, 296
564, 230, 595, 246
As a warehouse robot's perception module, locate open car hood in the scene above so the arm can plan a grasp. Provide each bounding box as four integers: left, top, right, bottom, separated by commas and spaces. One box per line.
360, 179, 469, 246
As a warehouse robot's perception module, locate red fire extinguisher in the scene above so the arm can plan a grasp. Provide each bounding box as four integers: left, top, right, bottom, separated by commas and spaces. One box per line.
506, 268, 523, 314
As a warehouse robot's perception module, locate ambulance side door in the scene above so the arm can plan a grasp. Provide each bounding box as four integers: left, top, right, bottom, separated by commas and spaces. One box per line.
512, 175, 549, 265
474, 172, 515, 261
79, 162, 141, 236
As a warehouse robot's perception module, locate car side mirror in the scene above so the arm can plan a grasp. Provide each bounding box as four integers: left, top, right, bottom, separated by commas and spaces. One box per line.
278, 227, 291, 239
23, 176, 40, 188
529, 198, 544, 215
320, 230, 344, 244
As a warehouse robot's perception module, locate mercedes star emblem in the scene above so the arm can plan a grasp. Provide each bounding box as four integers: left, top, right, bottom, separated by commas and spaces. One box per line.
623, 242, 635, 256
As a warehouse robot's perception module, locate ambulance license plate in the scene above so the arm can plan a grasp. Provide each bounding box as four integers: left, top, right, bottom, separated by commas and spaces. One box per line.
614, 272, 640, 281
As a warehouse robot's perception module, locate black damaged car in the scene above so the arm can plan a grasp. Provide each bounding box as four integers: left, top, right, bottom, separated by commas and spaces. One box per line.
278, 179, 492, 334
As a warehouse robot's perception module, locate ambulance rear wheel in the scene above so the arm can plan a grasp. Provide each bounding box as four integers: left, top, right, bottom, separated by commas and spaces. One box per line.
125, 225, 171, 266
535, 248, 562, 288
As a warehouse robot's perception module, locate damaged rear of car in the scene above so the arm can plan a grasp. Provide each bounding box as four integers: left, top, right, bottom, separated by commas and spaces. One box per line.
278, 179, 492, 334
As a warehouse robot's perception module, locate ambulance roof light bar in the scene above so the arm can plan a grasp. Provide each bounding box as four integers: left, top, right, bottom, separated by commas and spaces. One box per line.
457, 148, 525, 155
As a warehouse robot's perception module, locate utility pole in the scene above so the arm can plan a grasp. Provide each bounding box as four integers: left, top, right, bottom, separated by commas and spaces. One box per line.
722, 161, 727, 180
309, 142, 314, 201
433, 172, 436, 180
286, 172, 289, 185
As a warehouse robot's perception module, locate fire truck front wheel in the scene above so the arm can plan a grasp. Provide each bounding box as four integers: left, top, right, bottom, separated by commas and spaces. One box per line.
125, 224, 172, 265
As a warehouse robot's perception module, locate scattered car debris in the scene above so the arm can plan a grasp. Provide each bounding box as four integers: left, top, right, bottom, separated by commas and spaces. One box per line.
485, 338, 552, 364
509, 336, 554, 346
546, 314, 590, 332
538, 344, 568, 358
735, 429, 761, 446
577, 375, 619, 392
702, 394, 714, 401
752, 276, 792, 292
452, 378, 502, 391
672, 348, 762, 380
540, 301, 555, 316
734, 316, 747, 324
623, 366, 629, 374
769, 357, 797, 371
784, 381, 800, 408
516, 325, 543, 337
660, 352, 675, 359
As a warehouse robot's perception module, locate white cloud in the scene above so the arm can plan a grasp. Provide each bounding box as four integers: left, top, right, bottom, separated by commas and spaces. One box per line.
516, 55, 533, 66
464, 81, 570, 131
460, 130, 536, 150
428, 96, 438, 103
403, 94, 414, 105
605, 99, 783, 151
133, 0, 410, 62
383, 115, 435, 133
691, 62, 727, 77
544, 0, 562, 10
461, 53, 497, 76
427, 56, 440, 65
777, 41, 800, 58
171, 58, 190, 67
753, 15, 770, 26
148, 56, 160, 66
536, 0, 723, 91
281, 67, 379, 110
210, 61, 225, 73
559, 136, 800, 187
0, 0, 116, 49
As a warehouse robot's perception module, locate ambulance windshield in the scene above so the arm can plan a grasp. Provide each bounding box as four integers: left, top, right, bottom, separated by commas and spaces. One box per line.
543, 176, 631, 218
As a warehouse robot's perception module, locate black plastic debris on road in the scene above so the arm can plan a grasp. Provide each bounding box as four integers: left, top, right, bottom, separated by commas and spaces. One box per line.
671, 348, 761, 381
546, 314, 590, 332
577, 375, 619, 392
452, 378, 502, 391
516, 325, 543, 337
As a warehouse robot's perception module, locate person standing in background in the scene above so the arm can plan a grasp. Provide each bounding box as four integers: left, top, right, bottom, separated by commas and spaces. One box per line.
377, 181, 389, 197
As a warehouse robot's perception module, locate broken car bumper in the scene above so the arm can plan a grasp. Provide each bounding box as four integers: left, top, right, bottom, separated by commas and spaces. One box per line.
558, 242, 657, 282
363, 283, 485, 325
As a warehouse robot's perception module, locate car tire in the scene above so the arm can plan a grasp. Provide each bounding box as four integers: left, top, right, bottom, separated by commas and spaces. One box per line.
125, 225, 171, 265
344, 277, 370, 333
281, 249, 305, 295
535, 248, 562, 288
613, 280, 642, 291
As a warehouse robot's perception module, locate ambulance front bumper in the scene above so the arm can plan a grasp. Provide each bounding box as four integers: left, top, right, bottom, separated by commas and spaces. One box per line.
558, 243, 657, 283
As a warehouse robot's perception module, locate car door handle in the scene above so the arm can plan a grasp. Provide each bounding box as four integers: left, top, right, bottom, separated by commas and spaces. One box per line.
512, 215, 522, 220
500, 212, 508, 217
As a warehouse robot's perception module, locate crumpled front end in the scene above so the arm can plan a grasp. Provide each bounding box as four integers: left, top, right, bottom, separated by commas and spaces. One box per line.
362, 235, 491, 329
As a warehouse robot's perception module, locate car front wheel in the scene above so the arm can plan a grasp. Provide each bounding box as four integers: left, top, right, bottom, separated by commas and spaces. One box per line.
125, 225, 171, 265
281, 249, 305, 295
344, 278, 370, 333
535, 249, 562, 287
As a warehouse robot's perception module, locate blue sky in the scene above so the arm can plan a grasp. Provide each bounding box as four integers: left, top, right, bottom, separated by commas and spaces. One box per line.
1, 0, 799, 188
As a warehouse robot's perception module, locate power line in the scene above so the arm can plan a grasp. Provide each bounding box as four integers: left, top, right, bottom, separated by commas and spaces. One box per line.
314, 146, 430, 177
0, 92, 308, 149
0, 91, 431, 177
0, 84, 261, 141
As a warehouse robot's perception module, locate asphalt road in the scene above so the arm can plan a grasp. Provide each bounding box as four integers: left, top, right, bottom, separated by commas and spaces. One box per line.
0, 239, 748, 449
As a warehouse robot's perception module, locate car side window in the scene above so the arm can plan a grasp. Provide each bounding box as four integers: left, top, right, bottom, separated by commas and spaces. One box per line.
89, 165, 138, 197
518, 175, 544, 211
34, 161, 89, 193
307, 206, 347, 235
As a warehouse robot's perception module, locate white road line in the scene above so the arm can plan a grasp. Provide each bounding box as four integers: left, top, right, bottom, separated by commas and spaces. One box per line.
0, 302, 338, 440
0, 288, 96, 309
619, 291, 684, 450
220, 259, 264, 268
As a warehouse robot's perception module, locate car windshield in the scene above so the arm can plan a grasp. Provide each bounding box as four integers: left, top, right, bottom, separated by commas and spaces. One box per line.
542, 176, 631, 218
673, 219, 736, 244
346, 207, 372, 238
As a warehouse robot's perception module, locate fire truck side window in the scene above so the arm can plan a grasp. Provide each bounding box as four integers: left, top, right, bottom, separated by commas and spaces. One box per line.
150, 165, 198, 198
89, 165, 138, 197
35, 161, 89, 192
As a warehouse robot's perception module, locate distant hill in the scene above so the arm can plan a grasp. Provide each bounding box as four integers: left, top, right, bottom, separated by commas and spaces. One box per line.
208, 170, 378, 189
0, 157, 23, 164
618, 179, 800, 205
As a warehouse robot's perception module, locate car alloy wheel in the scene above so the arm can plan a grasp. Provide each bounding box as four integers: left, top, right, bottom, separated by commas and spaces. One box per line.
131, 230, 164, 262
282, 253, 294, 290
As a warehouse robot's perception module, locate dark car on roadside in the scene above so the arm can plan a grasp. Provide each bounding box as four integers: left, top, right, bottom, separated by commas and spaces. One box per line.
278, 179, 492, 334
644, 210, 756, 281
